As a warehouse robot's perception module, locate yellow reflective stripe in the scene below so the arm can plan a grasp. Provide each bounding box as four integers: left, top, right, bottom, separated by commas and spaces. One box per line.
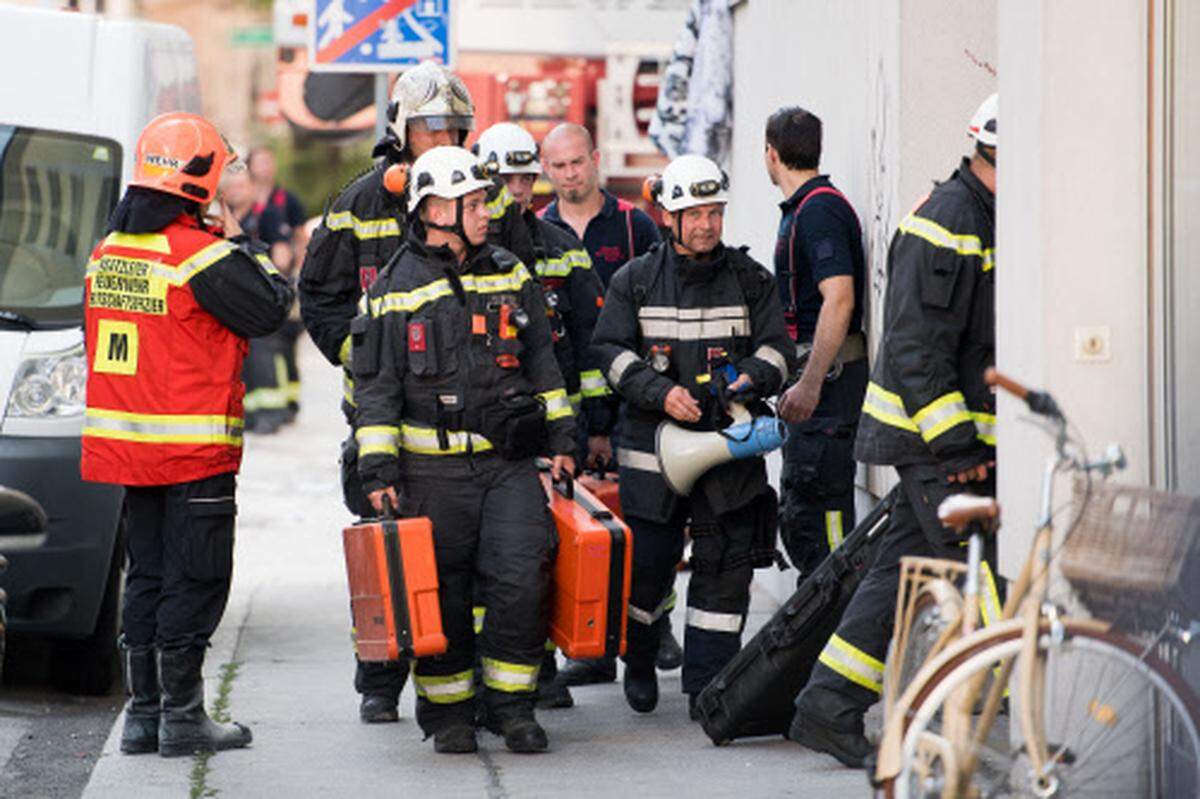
818, 634, 884, 694
481, 657, 538, 693
563, 248, 592, 270
86, 238, 238, 286
545, 639, 557, 652
177, 239, 238, 282
579, 370, 610, 398
325, 210, 401, 240
973, 411, 997, 446
898, 213, 994, 270
912, 391, 973, 444
342, 369, 356, 408
356, 425, 400, 457
539, 388, 573, 421
83, 408, 243, 446
825, 511, 844, 551
254, 252, 280, 275
536, 256, 571, 278
370, 264, 532, 317
568, 393, 582, 412
244, 386, 288, 412
487, 186, 514, 220
399, 423, 493, 455
413, 670, 476, 704
286, 381, 301, 403
979, 560, 1003, 628
862, 382, 920, 433
103, 232, 170, 254
339, 335, 352, 367
473, 606, 486, 635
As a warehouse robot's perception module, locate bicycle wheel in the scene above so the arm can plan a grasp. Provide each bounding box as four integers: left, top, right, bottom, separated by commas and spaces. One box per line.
891, 585, 963, 706
884, 621, 1200, 798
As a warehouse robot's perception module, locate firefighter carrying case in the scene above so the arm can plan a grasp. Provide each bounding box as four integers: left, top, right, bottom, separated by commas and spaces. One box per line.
695, 486, 899, 744
577, 469, 622, 520
343, 509, 447, 661
541, 468, 633, 660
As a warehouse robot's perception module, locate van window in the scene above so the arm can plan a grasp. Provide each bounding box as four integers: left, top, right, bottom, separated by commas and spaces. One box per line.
0, 126, 121, 327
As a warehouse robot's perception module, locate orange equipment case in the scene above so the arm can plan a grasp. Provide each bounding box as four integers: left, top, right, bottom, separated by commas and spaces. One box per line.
577, 470, 622, 520
343, 512, 447, 661
542, 469, 633, 660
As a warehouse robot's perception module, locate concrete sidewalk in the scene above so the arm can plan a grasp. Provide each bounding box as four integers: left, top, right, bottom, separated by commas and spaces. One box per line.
82, 340, 867, 798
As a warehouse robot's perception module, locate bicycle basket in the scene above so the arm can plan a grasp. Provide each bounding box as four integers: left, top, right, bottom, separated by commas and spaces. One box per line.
1060, 478, 1200, 630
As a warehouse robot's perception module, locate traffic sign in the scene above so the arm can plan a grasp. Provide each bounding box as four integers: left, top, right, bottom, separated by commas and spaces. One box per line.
308, 0, 454, 73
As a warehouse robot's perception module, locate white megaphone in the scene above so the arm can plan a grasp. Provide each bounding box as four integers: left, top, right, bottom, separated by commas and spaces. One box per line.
655, 403, 788, 496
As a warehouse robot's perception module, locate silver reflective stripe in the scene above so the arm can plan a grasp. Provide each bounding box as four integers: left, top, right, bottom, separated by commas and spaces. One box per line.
752, 345, 789, 381
83, 410, 242, 443
617, 448, 660, 473
420, 677, 472, 698
627, 594, 673, 626
608, 350, 640, 386
685, 607, 744, 633
638, 305, 749, 341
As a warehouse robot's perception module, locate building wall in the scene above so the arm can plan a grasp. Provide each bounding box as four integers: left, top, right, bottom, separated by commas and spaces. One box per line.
727, 0, 995, 600
996, 0, 1152, 575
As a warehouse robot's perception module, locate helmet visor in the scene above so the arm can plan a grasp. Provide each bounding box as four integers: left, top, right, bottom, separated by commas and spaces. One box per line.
411, 114, 475, 133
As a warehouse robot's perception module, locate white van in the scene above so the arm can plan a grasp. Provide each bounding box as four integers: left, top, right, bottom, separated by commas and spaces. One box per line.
0, 6, 200, 693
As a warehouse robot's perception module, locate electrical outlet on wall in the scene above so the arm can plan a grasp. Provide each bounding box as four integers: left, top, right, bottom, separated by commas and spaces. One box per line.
1073, 326, 1112, 363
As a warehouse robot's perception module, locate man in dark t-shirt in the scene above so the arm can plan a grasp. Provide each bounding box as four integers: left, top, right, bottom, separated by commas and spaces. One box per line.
766, 107, 869, 579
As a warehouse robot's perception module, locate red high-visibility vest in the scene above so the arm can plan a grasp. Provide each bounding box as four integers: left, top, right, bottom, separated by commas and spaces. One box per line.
81, 217, 249, 486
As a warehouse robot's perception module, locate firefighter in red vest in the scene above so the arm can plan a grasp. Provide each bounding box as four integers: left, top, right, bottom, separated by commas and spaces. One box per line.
81, 112, 293, 758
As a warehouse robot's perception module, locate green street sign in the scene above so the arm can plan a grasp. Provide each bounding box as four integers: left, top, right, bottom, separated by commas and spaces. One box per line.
231, 25, 273, 47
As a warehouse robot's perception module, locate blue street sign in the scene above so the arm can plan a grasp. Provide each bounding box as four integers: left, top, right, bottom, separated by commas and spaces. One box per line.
309, 0, 453, 72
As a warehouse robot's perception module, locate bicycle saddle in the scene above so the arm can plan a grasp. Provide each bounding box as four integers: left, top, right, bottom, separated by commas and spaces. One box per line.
938, 494, 1001, 534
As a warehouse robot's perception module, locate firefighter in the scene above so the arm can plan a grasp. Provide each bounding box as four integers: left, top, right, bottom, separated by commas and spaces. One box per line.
300, 62, 531, 724
472, 122, 613, 709
790, 94, 1000, 768
591, 154, 793, 718
766, 107, 869, 580
354, 146, 576, 754
81, 112, 293, 757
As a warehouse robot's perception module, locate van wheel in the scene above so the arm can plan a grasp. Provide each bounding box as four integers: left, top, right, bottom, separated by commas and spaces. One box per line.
51, 528, 123, 696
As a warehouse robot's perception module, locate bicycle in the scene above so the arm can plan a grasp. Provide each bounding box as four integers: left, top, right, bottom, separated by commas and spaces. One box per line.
872, 369, 1200, 798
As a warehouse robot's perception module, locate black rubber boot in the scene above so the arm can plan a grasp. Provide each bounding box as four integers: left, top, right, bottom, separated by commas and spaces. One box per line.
484, 696, 549, 754
158, 646, 252, 758
433, 723, 478, 754
623, 664, 658, 713
359, 694, 400, 723
558, 657, 616, 686
119, 640, 159, 755
655, 618, 683, 671
535, 648, 574, 709
687, 693, 701, 722
790, 684, 873, 767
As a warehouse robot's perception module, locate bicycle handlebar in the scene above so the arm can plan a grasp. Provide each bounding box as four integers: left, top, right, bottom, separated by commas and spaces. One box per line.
985, 367, 1063, 420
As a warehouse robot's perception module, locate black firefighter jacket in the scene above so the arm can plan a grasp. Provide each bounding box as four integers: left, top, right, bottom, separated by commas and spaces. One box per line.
592, 242, 794, 524
300, 158, 533, 424
352, 231, 576, 492
855, 158, 996, 475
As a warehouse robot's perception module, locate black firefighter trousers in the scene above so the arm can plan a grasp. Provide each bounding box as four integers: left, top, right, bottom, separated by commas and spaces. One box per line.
780, 358, 868, 578
122, 472, 238, 649
623, 494, 756, 697
794, 463, 998, 731
395, 452, 554, 735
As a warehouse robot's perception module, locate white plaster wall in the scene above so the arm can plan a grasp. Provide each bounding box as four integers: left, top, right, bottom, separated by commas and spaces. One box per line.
996, 0, 1151, 576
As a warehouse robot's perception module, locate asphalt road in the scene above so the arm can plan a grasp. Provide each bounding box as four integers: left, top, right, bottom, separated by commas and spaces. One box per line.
0, 638, 121, 799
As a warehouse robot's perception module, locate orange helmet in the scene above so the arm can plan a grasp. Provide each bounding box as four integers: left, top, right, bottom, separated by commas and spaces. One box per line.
130, 112, 235, 203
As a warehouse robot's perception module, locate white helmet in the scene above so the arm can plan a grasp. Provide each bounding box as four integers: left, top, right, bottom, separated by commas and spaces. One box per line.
646, 154, 729, 213
473, 122, 539, 175
388, 62, 475, 151
406, 146, 494, 215
968, 93, 997, 148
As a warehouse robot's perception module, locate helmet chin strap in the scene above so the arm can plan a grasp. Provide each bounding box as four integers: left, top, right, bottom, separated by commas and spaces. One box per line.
423, 196, 471, 250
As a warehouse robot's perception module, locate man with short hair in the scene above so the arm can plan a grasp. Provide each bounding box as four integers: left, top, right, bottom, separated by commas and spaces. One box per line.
764, 107, 868, 580
591, 154, 793, 718
354, 146, 576, 754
